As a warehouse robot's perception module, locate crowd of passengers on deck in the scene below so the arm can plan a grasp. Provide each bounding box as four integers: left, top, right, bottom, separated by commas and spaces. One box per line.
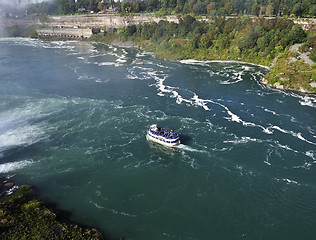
149, 127, 179, 139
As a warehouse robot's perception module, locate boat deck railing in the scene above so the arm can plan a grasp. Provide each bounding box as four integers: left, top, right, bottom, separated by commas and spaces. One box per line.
147, 131, 179, 144
148, 128, 179, 140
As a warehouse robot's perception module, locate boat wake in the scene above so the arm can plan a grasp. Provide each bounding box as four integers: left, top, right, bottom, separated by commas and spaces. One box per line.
177, 144, 208, 154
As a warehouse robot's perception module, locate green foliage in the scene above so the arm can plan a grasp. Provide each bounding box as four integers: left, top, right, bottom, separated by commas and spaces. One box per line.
25, 0, 316, 17
91, 15, 314, 92
95, 16, 303, 66
0, 185, 104, 240
6, 26, 38, 38
310, 5, 316, 16
310, 51, 316, 62
58, 0, 76, 14
288, 24, 307, 44
265, 51, 316, 93
124, 25, 137, 37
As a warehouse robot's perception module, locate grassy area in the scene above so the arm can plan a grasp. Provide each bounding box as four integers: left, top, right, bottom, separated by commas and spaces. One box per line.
264, 51, 316, 92
264, 31, 316, 93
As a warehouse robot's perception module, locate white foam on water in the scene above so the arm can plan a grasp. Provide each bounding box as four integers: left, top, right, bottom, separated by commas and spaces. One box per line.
88, 53, 109, 58
126, 70, 139, 80
282, 178, 299, 185
263, 108, 279, 116
180, 59, 270, 70
4, 37, 48, 49
136, 51, 154, 57
6, 185, 19, 195
156, 63, 171, 69
94, 61, 117, 66
0, 97, 71, 156
219, 70, 244, 85
268, 125, 316, 146
95, 78, 108, 83
299, 95, 316, 107
177, 144, 207, 154
128, 56, 315, 151
223, 136, 263, 144
116, 58, 127, 63
78, 74, 96, 81
0, 160, 33, 173
106, 208, 137, 218
180, 62, 316, 146
0, 106, 48, 153
88, 199, 105, 209
0, 124, 44, 150
264, 160, 271, 166
275, 89, 316, 108
275, 142, 299, 153
305, 151, 315, 160
146, 64, 275, 136
115, 51, 128, 63
132, 65, 151, 71
108, 45, 117, 51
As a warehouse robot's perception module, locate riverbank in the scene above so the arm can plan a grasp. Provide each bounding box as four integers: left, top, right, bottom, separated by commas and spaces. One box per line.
85, 15, 316, 94
3, 14, 316, 94
0, 176, 116, 240
89, 34, 316, 94
22, 27, 315, 95
38, 32, 315, 94
141, 41, 315, 94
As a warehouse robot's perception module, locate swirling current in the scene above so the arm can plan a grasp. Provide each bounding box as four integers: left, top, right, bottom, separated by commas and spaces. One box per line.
0, 38, 315, 240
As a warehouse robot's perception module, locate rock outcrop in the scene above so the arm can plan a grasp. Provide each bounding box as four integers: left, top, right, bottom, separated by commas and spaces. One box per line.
2, 14, 179, 38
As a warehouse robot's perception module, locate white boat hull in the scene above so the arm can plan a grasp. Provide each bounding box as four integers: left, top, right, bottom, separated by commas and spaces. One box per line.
146, 133, 180, 147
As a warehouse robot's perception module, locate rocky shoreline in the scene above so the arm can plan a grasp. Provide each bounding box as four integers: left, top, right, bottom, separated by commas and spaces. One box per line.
0, 176, 121, 240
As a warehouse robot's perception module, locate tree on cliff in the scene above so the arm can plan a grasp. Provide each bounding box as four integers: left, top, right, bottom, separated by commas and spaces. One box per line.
58, 0, 76, 14
25, 0, 316, 17
288, 24, 307, 44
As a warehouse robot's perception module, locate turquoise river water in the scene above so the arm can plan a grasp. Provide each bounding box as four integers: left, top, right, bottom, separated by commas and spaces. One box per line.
0, 38, 315, 240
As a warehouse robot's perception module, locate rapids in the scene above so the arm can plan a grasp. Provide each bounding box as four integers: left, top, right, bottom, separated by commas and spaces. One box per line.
0, 38, 315, 240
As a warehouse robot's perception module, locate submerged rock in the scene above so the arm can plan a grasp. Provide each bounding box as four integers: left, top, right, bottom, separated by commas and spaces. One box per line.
3, 182, 14, 188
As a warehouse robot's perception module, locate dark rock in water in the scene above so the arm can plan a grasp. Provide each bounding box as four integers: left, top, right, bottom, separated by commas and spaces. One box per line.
4, 182, 14, 188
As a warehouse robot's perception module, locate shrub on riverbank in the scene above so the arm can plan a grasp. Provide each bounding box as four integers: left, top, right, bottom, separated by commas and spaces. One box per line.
264, 50, 316, 92
0, 184, 105, 240
92, 16, 303, 64
6, 26, 38, 38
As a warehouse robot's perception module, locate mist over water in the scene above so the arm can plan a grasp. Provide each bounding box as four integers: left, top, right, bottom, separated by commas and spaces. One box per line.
0, 38, 316, 240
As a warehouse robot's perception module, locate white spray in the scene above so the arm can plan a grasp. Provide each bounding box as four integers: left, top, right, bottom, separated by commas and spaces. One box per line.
0, 0, 52, 37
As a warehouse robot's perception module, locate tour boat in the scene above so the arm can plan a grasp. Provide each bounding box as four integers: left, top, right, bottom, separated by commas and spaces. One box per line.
146, 124, 180, 147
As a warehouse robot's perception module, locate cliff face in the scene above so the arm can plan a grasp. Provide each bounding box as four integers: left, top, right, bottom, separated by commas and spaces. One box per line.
2, 14, 179, 30
3, 14, 316, 30
36, 27, 93, 38
2, 14, 179, 38
1, 17, 42, 28
2, 14, 315, 39
45, 14, 179, 29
